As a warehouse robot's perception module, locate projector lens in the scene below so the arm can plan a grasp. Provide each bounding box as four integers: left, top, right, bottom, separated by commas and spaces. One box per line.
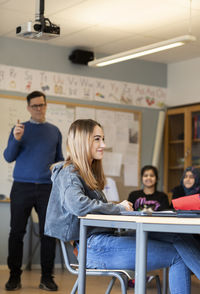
16, 26, 21, 34
34, 24, 42, 32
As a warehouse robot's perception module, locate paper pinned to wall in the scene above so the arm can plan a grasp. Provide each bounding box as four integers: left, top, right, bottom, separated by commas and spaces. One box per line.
103, 152, 122, 177
96, 109, 116, 149
123, 145, 139, 186
124, 162, 138, 187
0, 98, 29, 196
46, 104, 75, 158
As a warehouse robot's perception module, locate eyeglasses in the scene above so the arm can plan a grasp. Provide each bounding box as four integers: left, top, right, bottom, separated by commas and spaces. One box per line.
29, 103, 46, 109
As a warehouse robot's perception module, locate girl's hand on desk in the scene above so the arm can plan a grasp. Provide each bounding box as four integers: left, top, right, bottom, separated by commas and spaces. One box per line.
119, 200, 133, 211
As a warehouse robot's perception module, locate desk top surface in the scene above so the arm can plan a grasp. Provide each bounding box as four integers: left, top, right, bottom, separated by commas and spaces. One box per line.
80, 214, 200, 225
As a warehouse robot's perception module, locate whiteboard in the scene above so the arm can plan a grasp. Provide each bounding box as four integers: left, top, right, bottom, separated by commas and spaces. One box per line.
0, 99, 29, 196
0, 95, 141, 200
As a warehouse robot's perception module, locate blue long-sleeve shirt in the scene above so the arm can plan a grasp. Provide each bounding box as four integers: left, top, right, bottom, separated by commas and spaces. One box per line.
4, 121, 64, 184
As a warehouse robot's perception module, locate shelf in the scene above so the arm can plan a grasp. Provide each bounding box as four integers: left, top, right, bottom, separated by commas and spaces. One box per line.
169, 140, 184, 144
192, 138, 200, 143
168, 166, 184, 170
192, 164, 200, 169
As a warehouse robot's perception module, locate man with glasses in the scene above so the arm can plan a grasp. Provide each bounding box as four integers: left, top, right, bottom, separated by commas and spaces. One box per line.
4, 91, 64, 291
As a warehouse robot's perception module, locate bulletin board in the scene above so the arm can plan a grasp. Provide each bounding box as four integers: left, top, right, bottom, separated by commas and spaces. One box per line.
0, 94, 141, 201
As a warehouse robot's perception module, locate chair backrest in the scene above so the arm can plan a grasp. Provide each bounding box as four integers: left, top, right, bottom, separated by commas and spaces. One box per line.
60, 240, 78, 275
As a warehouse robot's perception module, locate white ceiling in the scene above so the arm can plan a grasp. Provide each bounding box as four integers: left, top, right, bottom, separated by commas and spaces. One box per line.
1, 0, 200, 64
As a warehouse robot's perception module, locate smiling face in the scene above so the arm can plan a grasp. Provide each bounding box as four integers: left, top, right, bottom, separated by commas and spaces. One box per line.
142, 169, 157, 189
27, 96, 47, 123
90, 125, 106, 162
183, 171, 195, 189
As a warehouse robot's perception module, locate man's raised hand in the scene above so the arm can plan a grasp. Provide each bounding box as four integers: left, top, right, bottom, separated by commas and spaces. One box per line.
13, 119, 24, 141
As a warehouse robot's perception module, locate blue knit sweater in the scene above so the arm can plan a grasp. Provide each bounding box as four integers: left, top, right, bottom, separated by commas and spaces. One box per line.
4, 121, 64, 183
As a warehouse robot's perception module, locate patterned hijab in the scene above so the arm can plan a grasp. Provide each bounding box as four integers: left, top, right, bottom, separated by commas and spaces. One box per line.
181, 166, 200, 196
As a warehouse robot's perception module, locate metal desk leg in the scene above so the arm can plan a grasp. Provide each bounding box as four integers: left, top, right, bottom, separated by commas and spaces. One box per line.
135, 223, 147, 294
78, 219, 87, 294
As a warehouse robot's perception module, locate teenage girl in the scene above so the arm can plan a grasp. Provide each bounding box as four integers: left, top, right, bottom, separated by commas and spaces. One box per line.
45, 120, 200, 294
172, 166, 200, 244
128, 165, 170, 211
172, 166, 200, 200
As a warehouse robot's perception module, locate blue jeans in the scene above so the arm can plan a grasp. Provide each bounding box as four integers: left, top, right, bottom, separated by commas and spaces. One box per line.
149, 232, 200, 279
80, 233, 191, 294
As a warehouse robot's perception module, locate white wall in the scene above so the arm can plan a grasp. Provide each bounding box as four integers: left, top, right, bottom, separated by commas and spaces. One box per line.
167, 57, 200, 107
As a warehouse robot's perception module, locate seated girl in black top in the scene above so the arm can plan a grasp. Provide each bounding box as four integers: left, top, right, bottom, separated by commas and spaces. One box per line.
128, 165, 169, 211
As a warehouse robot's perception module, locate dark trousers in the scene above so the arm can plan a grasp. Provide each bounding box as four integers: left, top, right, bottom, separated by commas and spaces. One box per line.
8, 181, 56, 277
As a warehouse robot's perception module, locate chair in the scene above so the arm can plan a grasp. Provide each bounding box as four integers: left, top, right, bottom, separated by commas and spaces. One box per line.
60, 240, 162, 294
26, 208, 64, 270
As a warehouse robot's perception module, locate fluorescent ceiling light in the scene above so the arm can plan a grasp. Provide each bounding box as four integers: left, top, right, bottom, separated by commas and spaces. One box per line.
88, 35, 196, 67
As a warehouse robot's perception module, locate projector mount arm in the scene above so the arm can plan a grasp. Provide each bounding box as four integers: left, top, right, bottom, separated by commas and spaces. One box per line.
35, 0, 44, 23
35, 0, 57, 32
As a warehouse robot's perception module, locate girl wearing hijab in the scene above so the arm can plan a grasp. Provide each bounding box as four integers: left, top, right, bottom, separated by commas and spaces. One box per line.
172, 166, 200, 200
171, 166, 200, 244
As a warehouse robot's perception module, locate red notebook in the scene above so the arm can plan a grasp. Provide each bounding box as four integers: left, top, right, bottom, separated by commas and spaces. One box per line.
172, 194, 200, 210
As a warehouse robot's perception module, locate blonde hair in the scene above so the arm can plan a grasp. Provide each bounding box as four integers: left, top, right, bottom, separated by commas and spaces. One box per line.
64, 119, 106, 190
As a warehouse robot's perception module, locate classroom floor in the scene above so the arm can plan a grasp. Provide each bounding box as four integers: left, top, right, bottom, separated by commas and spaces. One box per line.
0, 268, 200, 294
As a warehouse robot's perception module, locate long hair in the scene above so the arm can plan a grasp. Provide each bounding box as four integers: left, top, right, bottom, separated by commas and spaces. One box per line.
64, 119, 106, 190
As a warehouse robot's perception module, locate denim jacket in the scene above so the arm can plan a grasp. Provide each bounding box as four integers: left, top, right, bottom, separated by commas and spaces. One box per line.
44, 162, 126, 241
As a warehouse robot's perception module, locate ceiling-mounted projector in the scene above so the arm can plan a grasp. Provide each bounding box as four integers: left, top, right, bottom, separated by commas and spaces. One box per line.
16, 0, 60, 40
16, 20, 60, 40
